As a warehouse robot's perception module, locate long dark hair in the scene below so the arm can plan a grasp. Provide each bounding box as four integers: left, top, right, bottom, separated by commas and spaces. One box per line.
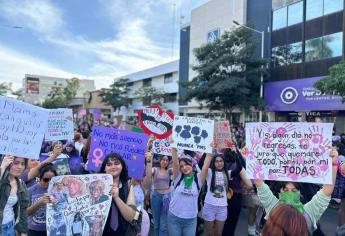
210, 154, 230, 193
100, 153, 129, 183
39, 163, 57, 179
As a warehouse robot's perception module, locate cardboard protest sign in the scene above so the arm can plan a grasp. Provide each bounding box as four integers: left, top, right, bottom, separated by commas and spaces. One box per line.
138, 106, 174, 139
78, 109, 86, 118
245, 122, 333, 184
45, 108, 74, 141
153, 139, 172, 156
214, 121, 232, 150
171, 116, 214, 153
0, 96, 48, 159
88, 126, 149, 179
47, 174, 112, 236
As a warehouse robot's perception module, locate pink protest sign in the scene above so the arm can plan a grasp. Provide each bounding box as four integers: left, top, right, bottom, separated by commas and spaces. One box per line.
245, 122, 333, 184
214, 121, 232, 150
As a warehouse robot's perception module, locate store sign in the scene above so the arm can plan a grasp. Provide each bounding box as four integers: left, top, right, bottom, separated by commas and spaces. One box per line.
264, 77, 345, 111
207, 28, 220, 43
26, 77, 39, 94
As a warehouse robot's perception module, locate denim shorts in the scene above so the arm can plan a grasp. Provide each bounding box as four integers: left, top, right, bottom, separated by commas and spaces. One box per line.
2, 220, 15, 236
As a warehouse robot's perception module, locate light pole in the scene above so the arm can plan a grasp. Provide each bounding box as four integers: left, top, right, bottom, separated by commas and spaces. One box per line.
233, 21, 264, 122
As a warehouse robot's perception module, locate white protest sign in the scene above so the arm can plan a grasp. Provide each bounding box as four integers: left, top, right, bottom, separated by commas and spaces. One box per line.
245, 122, 333, 184
0, 96, 48, 159
153, 139, 172, 156
171, 116, 214, 153
47, 174, 112, 236
45, 108, 74, 141
214, 121, 232, 150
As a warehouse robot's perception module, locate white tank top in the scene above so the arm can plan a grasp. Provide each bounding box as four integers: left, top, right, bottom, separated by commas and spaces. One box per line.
2, 193, 18, 225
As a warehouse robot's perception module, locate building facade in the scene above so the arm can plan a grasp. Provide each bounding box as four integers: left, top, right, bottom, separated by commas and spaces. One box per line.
21, 74, 95, 106
117, 60, 179, 120
179, 0, 272, 124
265, 0, 345, 131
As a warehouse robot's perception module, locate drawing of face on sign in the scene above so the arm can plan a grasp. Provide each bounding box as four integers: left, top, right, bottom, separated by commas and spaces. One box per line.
86, 215, 106, 236
89, 180, 109, 205
138, 105, 174, 139
61, 176, 86, 198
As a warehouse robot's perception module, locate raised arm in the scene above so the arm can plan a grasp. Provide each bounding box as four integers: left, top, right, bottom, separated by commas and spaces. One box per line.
28, 145, 61, 180
199, 153, 212, 185
172, 147, 179, 179
321, 147, 339, 196
142, 151, 153, 190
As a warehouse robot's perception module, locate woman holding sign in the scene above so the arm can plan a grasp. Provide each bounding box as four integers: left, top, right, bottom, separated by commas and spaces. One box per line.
254, 147, 339, 235
201, 150, 252, 236
100, 153, 137, 236
0, 155, 29, 236
27, 164, 57, 236
167, 141, 213, 236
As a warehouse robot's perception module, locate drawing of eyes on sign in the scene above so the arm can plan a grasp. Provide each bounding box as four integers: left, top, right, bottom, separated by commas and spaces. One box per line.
245, 122, 333, 184
171, 116, 214, 153
46, 174, 112, 236
138, 106, 174, 139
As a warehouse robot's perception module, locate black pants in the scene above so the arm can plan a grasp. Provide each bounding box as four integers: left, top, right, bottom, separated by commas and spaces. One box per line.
222, 193, 243, 236
28, 230, 47, 236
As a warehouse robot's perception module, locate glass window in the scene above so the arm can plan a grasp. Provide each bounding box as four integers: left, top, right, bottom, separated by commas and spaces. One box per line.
273, 7, 287, 30
288, 1, 303, 26
305, 36, 323, 61
164, 93, 177, 103
324, 0, 343, 15
164, 73, 173, 83
143, 78, 152, 87
286, 42, 302, 64
306, 0, 323, 20
271, 46, 287, 67
323, 32, 343, 58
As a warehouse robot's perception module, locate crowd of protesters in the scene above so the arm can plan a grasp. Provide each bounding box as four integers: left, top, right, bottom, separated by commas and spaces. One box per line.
0, 118, 344, 236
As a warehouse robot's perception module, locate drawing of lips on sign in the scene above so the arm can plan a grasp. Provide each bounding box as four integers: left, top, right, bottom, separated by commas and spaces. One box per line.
138, 105, 174, 139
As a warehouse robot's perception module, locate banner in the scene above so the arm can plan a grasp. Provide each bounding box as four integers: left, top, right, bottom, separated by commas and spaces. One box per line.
92, 108, 102, 120
152, 139, 172, 156
0, 96, 48, 159
214, 121, 232, 150
245, 122, 333, 184
78, 109, 86, 118
47, 174, 112, 236
138, 105, 174, 139
264, 77, 345, 111
45, 108, 74, 141
171, 116, 214, 153
88, 126, 149, 179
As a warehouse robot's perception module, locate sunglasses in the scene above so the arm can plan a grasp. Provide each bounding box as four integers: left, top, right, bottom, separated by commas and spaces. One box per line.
42, 178, 52, 183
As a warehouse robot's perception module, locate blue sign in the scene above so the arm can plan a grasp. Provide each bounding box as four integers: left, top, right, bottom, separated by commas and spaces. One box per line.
207, 28, 220, 43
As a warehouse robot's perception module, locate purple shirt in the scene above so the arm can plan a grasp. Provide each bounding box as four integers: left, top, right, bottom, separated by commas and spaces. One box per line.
28, 184, 48, 231
20, 170, 37, 188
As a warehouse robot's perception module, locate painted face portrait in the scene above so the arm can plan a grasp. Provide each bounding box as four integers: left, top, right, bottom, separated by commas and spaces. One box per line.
61, 176, 86, 198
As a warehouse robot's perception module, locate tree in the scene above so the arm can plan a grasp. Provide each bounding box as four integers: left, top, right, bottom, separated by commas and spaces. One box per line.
99, 78, 130, 114
42, 78, 80, 108
0, 82, 10, 95
42, 82, 66, 108
314, 60, 345, 101
64, 77, 80, 105
181, 26, 267, 121
135, 87, 166, 106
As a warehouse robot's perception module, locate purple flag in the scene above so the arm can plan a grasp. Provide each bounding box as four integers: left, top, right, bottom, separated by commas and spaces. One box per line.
88, 126, 149, 179
93, 108, 102, 120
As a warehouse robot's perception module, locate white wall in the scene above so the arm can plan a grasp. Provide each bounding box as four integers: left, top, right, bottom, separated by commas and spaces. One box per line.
186, 0, 247, 114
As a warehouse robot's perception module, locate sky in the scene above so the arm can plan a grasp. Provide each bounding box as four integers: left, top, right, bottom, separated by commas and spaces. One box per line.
0, 0, 208, 91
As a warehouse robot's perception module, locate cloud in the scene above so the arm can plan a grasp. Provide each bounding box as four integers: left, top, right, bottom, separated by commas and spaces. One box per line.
0, 44, 89, 90
0, 0, 208, 92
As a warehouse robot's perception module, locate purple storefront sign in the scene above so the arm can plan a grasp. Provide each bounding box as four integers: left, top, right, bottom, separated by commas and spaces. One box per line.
88, 126, 149, 179
264, 77, 345, 111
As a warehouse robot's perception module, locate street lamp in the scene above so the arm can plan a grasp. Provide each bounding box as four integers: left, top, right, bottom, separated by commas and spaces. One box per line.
233, 20, 265, 122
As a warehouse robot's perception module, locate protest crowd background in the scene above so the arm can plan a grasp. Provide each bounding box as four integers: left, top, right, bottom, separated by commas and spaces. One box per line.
0, 96, 345, 236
